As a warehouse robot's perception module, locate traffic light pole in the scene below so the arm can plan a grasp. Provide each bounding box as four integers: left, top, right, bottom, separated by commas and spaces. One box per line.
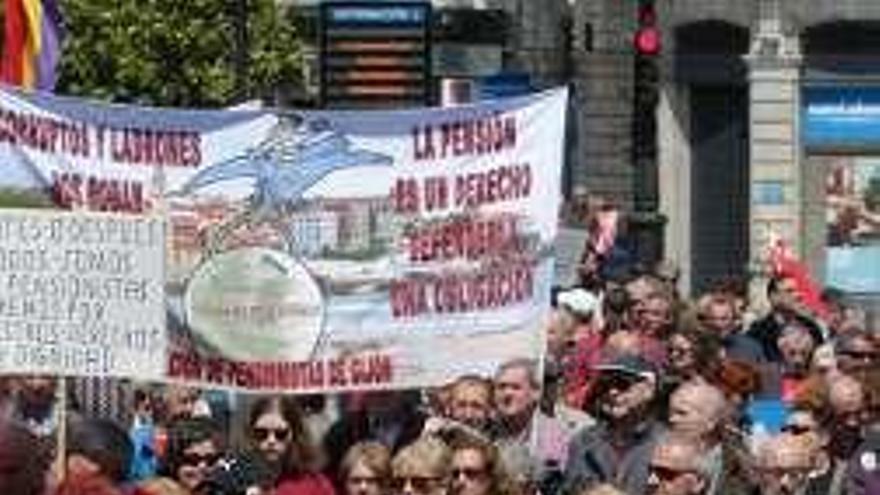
630, 0, 666, 267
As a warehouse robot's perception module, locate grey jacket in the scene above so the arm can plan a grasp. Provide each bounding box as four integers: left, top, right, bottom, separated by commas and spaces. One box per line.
561, 419, 663, 495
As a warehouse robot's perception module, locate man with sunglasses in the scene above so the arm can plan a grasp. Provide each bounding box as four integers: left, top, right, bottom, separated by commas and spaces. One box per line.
646, 434, 711, 495
834, 331, 877, 375
755, 433, 820, 495
561, 355, 662, 495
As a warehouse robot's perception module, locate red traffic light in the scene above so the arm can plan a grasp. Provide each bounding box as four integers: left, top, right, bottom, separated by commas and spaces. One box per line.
635, 26, 661, 56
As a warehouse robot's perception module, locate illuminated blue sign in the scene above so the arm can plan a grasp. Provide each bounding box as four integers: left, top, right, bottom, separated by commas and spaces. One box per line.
326, 3, 429, 27
804, 86, 880, 150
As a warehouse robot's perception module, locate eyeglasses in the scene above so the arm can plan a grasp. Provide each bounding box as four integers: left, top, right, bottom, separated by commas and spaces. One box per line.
348, 476, 382, 486
839, 350, 876, 362
781, 424, 813, 436
390, 476, 441, 493
649, 464, 692, 482
451, 467, 487, 481
252, 426, 291, 442
181, 452, 220, 467
599, 374, 640, 392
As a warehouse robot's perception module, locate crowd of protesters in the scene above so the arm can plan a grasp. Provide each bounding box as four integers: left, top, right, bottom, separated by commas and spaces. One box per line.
0, 202, 879, 495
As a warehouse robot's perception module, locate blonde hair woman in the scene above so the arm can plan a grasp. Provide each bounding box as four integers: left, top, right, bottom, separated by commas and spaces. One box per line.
341, 441, 392, 495
391, 437, 451, 495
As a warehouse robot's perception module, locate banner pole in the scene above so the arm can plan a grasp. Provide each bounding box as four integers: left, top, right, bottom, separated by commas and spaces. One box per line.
55, 377, 68, 486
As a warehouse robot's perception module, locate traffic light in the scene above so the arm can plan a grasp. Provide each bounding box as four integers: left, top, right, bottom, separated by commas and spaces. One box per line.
634, 0, 661, 56
632, 0, 660, 161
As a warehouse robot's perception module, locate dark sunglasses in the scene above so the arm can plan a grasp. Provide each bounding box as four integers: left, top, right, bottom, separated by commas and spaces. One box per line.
839, 350, 876, 361
181, 452, 220, 467
252, 426, 291, 442
390, 476, 440, 492
451, 467, 487, 481
649, 464, 691, 482
599, 374, 640, 392
781, 424, 813, 435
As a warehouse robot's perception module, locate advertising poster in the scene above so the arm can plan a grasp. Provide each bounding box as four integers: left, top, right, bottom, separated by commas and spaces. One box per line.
825, 156, 880, 293
0, 86, 567, 392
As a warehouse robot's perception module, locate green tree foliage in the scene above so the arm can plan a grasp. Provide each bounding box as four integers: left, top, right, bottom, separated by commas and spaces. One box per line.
55, 0, 304, 107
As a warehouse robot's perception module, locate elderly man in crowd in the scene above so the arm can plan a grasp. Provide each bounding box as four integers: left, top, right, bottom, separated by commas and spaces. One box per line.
646, 434, 713, 495
834, 331, 877, 375
562, 355, 662, 495
828, 375, 872, 471
491, 358, 570, 491
666, 382, 734, 494
754, 432, 828, 495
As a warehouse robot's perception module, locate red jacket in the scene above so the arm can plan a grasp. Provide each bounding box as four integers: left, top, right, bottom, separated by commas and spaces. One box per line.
276, 473, 336, 495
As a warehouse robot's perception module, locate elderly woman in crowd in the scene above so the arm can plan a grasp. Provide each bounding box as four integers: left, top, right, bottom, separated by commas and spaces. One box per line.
340, 441, 392, 495
249, 396, 335, 495
447, 433, 518, 495
162, 417, 223, 494
391, 436, 451, 495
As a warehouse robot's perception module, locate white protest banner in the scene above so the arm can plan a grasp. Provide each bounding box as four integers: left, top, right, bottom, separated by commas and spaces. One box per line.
0, 209, 165, 379
0, 86, 567, 391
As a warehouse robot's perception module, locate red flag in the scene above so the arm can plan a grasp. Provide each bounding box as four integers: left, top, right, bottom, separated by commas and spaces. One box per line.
1, 0, 27, 85
767, 236, 829, 320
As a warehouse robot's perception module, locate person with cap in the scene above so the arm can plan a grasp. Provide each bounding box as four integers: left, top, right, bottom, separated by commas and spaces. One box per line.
560, 354, 663, 495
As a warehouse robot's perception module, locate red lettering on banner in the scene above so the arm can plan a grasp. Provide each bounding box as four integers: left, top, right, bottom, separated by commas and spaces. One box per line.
167, 350, 395, 391
405, 215, 519, 263
454, 163, 532, 208
52, 172, 147, 214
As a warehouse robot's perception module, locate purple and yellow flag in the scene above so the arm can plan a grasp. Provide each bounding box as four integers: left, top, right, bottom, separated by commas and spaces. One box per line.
1, 0, 64, 90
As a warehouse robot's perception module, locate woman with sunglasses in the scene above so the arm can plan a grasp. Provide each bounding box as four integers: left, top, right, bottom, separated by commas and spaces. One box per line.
340, 441, 391, 495
390, 436, 451, 495
249, 396, 335, 495
447, 433, 518, 495
163, 417, 223, 495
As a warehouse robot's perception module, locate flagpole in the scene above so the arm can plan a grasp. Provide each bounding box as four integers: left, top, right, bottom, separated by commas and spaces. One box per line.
54, 377, 68, 486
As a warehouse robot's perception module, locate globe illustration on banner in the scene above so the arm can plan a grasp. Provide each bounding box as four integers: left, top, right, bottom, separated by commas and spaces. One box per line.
184, 247, 324, 361
175, 115, 393, 362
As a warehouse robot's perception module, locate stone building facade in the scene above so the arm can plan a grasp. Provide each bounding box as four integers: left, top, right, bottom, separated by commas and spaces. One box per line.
566, 1, 880, 315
